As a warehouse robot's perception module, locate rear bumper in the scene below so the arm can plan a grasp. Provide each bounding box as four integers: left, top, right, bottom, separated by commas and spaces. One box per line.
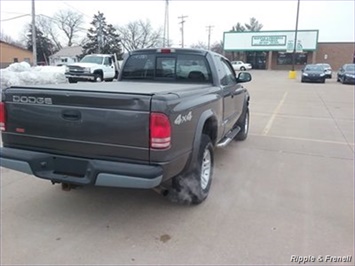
0, 147, 162, 189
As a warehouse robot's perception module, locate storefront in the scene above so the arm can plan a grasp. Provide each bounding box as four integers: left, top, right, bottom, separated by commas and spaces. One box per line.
223, 30, 355, 70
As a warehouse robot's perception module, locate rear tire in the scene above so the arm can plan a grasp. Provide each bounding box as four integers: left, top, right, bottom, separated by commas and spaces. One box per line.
170, 134, 213, 205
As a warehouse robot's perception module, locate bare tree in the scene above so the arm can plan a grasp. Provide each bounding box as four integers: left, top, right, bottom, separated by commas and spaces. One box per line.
36, 15, 62, 51
54, 9, 84, 47
0, 31, 26, 48
211, 41, 224, 55
117, 20, 163, 51
190, 41, 208, 50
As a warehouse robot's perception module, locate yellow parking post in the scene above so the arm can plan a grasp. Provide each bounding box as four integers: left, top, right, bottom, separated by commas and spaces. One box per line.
289, 70, 296, 79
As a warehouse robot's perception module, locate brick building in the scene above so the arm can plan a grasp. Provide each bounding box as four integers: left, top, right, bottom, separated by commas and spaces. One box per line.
0, 40, 33, 69
223, 30, 355, 71
315, 42, 355, 70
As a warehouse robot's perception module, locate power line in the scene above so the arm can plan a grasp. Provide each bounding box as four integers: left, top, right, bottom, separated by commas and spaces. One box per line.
61, 1, 92, 19
0, 14, 30, 22
1, 11, 29, 15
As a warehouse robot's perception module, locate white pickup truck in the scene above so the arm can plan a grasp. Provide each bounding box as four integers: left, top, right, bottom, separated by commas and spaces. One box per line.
65, 54, 120, 83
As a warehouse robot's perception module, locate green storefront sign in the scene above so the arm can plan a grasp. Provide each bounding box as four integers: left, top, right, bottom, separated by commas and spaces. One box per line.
252, 35, 286, 46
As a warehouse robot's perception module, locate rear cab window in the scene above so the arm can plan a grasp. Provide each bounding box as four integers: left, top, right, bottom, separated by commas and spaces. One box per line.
121, 50, 212, 83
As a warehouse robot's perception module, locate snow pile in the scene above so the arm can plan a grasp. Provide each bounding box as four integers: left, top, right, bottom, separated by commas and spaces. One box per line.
0, 62, 67, 89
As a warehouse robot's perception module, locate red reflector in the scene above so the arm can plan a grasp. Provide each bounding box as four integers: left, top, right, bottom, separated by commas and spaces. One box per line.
16, 128, 25, 133
150, 113, 171, 149
157, 48, 175, 54
160, 49, 171, 54
0, 102, 5, 131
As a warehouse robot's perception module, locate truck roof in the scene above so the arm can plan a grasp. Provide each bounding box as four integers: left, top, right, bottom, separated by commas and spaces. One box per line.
84, 54, 112, 57
130, 48, 209, 56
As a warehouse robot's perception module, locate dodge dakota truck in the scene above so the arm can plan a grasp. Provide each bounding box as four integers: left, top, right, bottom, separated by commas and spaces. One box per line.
0, 48, 251, 204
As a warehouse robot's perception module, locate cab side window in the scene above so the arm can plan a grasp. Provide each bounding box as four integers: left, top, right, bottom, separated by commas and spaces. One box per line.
104, 57, 112, 66
219, 59, 236, 86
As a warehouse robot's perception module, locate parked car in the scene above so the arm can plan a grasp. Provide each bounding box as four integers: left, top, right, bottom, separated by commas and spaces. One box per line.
337, 64, 355, 84
231, 61, 252, 71
317, 63, 332, 78
301, 64, 326, 83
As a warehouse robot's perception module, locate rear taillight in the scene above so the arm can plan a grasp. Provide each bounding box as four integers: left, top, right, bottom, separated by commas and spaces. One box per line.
150, 113, 171, 149
0, 102, 5, 131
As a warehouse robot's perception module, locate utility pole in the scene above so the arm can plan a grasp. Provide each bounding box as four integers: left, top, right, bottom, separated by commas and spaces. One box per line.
206, 25, 214, 50
178, 15, 188, 48
291, 0, 301, 72
163, 0, 170, 47
97, 17, 103, 54
31, 0, 37, 66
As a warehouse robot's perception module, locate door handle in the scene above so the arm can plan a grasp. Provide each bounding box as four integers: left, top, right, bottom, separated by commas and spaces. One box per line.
61, 110, 81, 121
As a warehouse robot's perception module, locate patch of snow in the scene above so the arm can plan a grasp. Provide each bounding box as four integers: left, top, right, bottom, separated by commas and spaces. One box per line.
0, 62, 67, 89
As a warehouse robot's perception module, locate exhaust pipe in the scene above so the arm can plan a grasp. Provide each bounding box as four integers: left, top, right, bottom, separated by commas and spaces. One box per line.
153, 186, 169, 197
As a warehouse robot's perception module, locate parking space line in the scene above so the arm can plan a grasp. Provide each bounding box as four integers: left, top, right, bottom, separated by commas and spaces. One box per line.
253, 112, 353, 121
262, 91, 288, 135
313, 88, 355, 152
251, 133, 354, 146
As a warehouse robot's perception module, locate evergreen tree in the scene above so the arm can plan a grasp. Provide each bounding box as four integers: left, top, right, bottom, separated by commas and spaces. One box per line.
81, 11, 122, 58
26, 25, 56, 64
232, 22, 245, 32
244, 17, 263, 32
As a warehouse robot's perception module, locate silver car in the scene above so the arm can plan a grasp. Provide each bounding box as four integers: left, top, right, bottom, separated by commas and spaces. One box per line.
317, 63, 332, 79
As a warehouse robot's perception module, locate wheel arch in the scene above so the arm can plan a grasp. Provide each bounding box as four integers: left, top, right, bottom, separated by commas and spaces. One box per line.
93, 69, 104, 76
185, 110, 217, 173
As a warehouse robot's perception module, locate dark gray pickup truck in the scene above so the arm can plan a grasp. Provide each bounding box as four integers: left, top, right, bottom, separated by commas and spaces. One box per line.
0, 48, 251, 204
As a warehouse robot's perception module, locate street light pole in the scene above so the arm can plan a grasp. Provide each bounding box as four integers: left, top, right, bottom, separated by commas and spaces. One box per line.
291, 0, 301, 72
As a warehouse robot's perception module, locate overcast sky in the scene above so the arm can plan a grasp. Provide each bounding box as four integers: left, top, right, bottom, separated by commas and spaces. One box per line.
0, 0, 354, 47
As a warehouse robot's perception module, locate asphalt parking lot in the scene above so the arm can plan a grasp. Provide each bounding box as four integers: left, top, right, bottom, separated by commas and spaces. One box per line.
1, 71, 354, 265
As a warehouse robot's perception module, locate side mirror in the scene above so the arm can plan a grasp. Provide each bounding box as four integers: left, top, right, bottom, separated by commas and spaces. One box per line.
301, 69, 304, 72
237, 72, 252, 83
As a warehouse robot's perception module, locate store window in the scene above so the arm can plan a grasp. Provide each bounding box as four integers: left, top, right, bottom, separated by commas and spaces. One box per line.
13, 58, 18, 62
277, 52, 307, 65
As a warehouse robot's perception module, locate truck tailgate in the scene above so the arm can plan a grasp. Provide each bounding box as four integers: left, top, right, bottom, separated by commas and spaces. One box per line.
2, 88, 151, 162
